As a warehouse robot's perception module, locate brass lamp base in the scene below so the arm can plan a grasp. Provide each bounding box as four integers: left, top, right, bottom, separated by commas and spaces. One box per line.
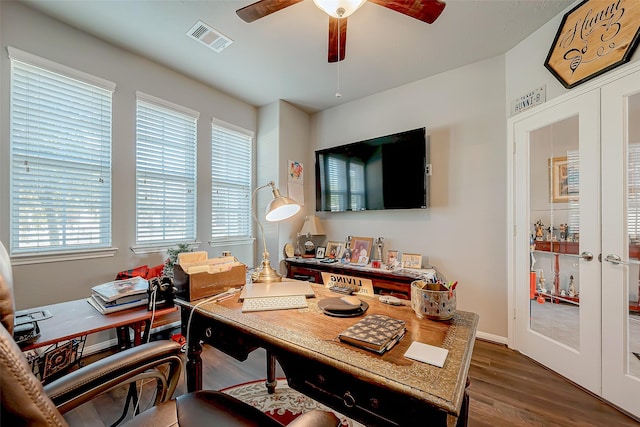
253, 258, 283, 283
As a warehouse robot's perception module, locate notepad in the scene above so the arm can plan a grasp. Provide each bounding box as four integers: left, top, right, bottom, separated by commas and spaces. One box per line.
404, 341, 449, 368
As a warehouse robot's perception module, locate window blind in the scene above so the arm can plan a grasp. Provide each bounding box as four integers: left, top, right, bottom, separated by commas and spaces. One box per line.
211, 122, 253, 243
566, 150, 580, 236
349, 162, 365, 210
326, 155, 348, 211
10, 55, 114, 254
135, 94, 198, 244
319, 155, 366, 211
628, 144, 640, 241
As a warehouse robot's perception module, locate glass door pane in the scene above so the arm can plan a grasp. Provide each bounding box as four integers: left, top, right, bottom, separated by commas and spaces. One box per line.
626, 91, 640, 378
529, 117, 580, 350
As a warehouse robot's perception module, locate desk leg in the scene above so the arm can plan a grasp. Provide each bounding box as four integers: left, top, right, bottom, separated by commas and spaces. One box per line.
456, 377, 471, 427
265, 350, 277, 394
116, 326, 131, 350
186, 339, 203, 392
139, 319, 151, 345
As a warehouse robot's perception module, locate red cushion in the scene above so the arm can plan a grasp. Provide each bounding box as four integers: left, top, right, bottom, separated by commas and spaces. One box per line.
146, 264, 164, 279
115, 265, 149, 280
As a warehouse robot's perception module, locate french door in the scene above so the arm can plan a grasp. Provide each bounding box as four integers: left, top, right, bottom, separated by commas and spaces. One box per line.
601, 70, 640, 416
510, 65, 640, 418
512, 90, 602, 393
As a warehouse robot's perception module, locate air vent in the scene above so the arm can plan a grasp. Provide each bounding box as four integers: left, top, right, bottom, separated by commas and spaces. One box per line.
187, 21, 233, 53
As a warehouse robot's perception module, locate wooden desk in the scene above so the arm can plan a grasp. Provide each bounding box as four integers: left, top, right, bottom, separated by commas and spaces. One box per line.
18, 298, 178, 383
178, 285, 478, 427
19, 298, 178, 351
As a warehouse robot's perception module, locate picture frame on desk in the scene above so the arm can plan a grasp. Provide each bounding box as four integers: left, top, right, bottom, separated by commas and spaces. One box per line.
325, 241, 344, 259
402, 253, 422, 269
350, 236, 373, 265
341, 248, 352, 264
386, 249, 399, 266
315, 246, 326, 259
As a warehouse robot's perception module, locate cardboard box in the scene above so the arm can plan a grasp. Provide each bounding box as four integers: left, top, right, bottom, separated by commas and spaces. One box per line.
173, 254, 246, 301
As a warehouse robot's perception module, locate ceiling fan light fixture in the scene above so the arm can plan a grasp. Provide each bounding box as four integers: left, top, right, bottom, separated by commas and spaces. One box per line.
313, 0, 366, 18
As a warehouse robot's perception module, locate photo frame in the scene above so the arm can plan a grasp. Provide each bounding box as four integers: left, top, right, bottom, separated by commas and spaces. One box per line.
386, 249, 398, 266
549, 156, 578, 203
325, 241, 344, 259
350, 237, 373, 265
315, 246, 326, 259
341, 248, 352, 264
401, 253, 422, 269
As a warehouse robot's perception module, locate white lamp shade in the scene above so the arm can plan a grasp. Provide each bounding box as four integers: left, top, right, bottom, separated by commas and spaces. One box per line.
313, 0, 367, 18
300, 215, 324, 235
265, 201, 300, 222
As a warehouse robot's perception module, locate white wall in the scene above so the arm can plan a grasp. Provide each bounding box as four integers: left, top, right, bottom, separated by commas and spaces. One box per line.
256, 100, 311, 276
0, 2, 258, 309
311, 56, 508, 338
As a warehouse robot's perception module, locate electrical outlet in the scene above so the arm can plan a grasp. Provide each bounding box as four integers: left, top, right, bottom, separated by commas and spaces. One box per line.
425, 163, 433, 176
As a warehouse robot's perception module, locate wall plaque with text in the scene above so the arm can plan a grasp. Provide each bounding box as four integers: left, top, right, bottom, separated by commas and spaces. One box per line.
545, 0, 640, 89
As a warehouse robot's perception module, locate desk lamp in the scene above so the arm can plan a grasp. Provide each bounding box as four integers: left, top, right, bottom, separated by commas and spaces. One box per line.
252, 181, 301, 283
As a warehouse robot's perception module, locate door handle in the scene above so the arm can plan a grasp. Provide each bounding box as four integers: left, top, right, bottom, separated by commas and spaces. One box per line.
564, 251, 594, 261
580, 251, 594, 261
604, 254, 629, 265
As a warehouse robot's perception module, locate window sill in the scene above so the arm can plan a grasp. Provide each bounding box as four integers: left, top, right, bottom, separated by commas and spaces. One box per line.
11, 247, 118, 265
130, 242, 200, 255
208, 238, 254, 247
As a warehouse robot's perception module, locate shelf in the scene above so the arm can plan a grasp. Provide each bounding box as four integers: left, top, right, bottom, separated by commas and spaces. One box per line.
533, 240, 640, 259
532, 240, 578, 254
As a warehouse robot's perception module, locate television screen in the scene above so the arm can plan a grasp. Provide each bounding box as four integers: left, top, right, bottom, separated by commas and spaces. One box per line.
315, 127, 428, 212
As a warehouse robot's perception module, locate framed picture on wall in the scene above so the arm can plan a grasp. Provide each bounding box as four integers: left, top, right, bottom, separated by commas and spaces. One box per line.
549, 156, 578, 203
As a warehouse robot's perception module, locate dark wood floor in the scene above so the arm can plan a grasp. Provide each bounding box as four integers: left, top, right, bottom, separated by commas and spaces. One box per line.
65, 339, 639, 427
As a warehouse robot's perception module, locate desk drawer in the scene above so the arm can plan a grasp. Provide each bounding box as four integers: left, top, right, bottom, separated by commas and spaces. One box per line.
277, 353, 449, 427
287, 265, 321, 283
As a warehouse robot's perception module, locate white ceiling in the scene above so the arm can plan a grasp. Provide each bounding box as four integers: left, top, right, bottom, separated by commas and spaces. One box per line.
21, 0, 574, 113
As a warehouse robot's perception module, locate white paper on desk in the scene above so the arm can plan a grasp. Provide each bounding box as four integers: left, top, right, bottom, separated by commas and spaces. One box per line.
404, 341, 449, 368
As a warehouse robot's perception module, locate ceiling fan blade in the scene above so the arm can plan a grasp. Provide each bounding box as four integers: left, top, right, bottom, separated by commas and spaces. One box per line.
368, 0, 446, 24
236, 0, 304, 23
328, 17, 347, 63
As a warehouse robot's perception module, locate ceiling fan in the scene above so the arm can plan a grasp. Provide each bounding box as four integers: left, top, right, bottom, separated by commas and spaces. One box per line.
236, 0, 446, 63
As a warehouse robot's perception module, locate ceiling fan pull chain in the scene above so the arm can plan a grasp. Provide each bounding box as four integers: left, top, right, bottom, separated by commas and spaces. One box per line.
336, 17, 342, 98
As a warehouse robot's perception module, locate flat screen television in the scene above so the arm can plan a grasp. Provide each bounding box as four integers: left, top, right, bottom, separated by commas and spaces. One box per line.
315, 127, 428, 212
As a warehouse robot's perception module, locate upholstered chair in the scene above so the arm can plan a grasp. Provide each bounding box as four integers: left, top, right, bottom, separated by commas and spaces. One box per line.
0, 241, 339, 427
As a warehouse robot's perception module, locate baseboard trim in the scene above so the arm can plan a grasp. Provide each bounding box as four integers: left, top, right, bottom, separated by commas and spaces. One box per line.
476, 331, 507, 345
81, 321, 181, 356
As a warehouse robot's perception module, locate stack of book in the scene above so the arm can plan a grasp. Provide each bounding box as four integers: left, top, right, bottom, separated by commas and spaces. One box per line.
87, 276, 149, 314
338, 314, 406, 354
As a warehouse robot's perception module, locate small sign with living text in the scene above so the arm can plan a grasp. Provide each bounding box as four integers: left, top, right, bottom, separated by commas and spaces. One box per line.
321, 272, 374, 296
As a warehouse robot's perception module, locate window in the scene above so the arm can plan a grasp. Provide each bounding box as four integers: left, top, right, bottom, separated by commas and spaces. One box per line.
135, 92, 198, 246
211, 120, 253, 244
9, 48, 115, 256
